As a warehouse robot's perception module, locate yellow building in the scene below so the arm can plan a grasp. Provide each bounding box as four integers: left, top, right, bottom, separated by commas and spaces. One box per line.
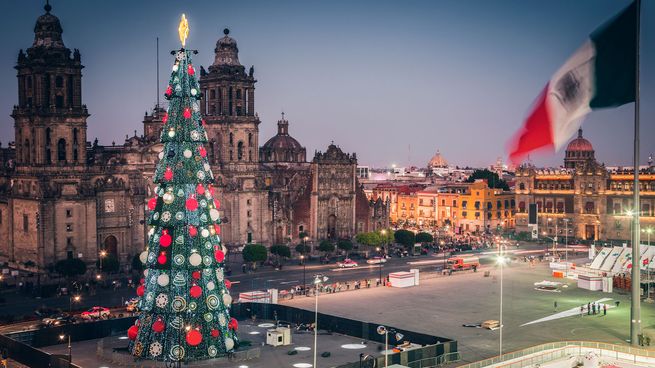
457, 180, 515, 234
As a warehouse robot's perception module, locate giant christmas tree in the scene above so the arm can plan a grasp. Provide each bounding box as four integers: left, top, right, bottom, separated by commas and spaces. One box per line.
128, 15, 238, 362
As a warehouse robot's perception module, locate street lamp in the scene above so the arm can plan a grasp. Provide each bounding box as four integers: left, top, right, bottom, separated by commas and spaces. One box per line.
300, 255, 306, 296
313, 274, 329, 368
380, 229, 387, 254
59, 333, 72, 368
97, 250, 107, 281
376, 325, 403, 368
563, 218, 569, 273
376, 247, 383, 285
69, 295, 81, 313
547, 218, 558, 254
496, 254, 508, 356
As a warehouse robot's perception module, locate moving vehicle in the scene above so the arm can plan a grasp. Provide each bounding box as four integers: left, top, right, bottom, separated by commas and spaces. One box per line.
366, 257, 387, 265
446, 256, 480, 271
337, 259, 358, 268
42, 313, 76, 327
482, 320, 500, 330
80, 306, 110, 320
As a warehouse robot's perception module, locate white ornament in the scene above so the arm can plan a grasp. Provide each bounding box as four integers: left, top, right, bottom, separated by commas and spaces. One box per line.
158, 151, 164, 160
139, 251, 148, 264
216, 269, 224, 282
201, 228, 210, 238
207, 281, 215, 291
168, 130, 175, 138
190, 130, 200, 141
189, 253, 202, 267
155, 293, 168, 308
225, 338, 234, 351
209, 209, 220, 221
183, 149, 192, 158
149, 341, 163, 357
222, 294, 232, 306
157, 274, 170, 286
172, 64, 179, 72
218, 313, 226, 326
144, 269, 149, 277
203, 163, 211, 171
191, 88, 197, 96
161, 211, 171, 222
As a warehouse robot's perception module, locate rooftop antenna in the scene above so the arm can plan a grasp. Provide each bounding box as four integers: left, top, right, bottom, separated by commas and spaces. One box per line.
156, 37, 160, 111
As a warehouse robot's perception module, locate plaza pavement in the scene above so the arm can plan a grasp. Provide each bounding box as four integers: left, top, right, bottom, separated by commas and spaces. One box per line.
285, 256, 655, 364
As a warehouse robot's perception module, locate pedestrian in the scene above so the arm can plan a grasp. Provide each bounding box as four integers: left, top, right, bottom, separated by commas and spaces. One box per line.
603, 304, 607, 316
367, 279, 371, 288
580, 305, 584, 317
587, 302, 591, 315
592, 304, 596, 315
615, 300, 620, 308
554, 301, 558, 311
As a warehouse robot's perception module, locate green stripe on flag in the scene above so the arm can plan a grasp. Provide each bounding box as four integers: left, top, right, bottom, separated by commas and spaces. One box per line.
589, 1, 637, 109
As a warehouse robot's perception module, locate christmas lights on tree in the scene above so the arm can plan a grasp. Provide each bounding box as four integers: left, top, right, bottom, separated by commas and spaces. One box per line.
128, 14, 238, 362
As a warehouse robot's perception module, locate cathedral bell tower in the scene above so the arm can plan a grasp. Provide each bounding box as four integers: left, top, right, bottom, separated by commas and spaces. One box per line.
12, 2, 89, 168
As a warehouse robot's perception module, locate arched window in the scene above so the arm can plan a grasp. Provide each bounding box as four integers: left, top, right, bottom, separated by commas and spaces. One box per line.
45, 128, 51, 145
46, 148, 51, 164
73, 128, 78, 144
24, 139, 30, 163
57, 138, 67, 162
248, 133, 253, 146
519, 183, 525, 190
229, 133, 233, 146
237, 142, 244, 160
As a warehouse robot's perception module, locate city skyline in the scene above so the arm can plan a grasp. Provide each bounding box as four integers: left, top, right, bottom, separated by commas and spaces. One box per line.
0, 0, 653, 168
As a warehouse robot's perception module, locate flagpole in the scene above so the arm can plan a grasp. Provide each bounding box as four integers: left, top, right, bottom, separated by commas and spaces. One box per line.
630, 0, 641, 347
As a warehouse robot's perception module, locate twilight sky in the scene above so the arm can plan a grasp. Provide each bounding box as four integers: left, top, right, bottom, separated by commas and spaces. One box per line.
0, 0, 653, 168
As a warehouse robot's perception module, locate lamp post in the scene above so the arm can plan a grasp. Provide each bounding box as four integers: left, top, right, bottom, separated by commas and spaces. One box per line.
643, 227, 653, 302
380, 229, 387, 254
69, 295, 80, 313
376, 247, 383, 285
59, 334, 72, 368
376, 325, 403, 368
313, 274, 328, 368
547, 218, 558, 255
300, 255, 306, 296
563, 218, 569, 274
497, 252, 507, 356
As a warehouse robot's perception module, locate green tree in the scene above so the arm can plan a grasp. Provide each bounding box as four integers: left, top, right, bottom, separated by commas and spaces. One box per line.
96, 254, 120, 273
242, 244, 268, 267
465, 169, 509, 191
130, 47, 238, 361
54, 258, 87, 278
355, 232, 382, 247
415, 232, 434, 243
270, 244, 291, 264
295, 243, 311, 255
394, 229, 416, 248
337, 239, 353, 254
318, 240, 336, 255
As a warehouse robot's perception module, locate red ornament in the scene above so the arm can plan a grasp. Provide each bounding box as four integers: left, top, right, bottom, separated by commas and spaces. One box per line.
162, 112, 169, 124
192, 271, 201, 280
186, 196, 198, 211
136, 285, 145, 297
186, 329, 202, 346
152, 319, 165, 333
199, 147, 207, 158
214, 199, 221, 209
157, 252, 167, 265
188, 225, 198, 237
164, 167, 173, 181
127, 325, 139, 340
190, 285, 202, 298
201, 119, 206, 126
183, 108, 192, 119
209, 185, 215, 197
214, 224, 221, 235
147, 197, 157, 211
160, 230, 171, 247
228, 318, 238, 331
140, 278, 145, 284
187, 64, 195, 75
225, 279, 232, 289
210, 329, 220, 338
214, 249, 225, 263
165, 85, 172, 96
196, 184, 205, 195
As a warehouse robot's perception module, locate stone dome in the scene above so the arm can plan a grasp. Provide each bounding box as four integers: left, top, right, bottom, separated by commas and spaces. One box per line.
212, 28, 241, 66
32, 3, 65, 49
566, 129, 594, 152
260, 114, 306, 163
428, 150, 448, 168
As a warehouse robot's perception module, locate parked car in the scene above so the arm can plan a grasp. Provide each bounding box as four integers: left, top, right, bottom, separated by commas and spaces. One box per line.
366, 257, 388, 265
80, 306, 110, 320
42, 313, 76, 327
336, 259, 358, 268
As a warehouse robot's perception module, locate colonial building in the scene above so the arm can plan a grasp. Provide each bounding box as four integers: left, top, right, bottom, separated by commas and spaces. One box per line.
0, 4, 388, 273
515, 129, 655, 242
457, 180, 515, 234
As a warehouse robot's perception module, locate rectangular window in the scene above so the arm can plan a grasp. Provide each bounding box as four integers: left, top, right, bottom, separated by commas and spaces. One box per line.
66, 209, 72, 218
66, 224, 73, 232
23, 214, 29, 232
247, 210, 252, 217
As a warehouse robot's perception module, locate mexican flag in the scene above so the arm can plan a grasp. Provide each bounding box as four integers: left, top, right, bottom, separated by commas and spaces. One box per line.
508, 2, 637, 164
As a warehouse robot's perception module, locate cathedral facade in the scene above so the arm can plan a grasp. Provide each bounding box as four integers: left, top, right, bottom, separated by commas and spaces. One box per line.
0, 5, 388, 273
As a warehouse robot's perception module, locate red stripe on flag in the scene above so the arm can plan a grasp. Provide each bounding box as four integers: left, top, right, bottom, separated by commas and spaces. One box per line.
508, 84, 555, 165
